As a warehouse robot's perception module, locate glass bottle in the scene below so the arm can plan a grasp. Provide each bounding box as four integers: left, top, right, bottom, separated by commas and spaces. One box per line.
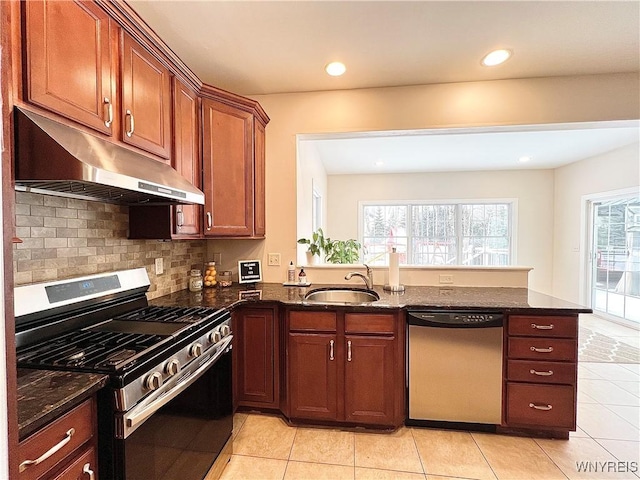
189, 269, 203, 292
203, 261, 217, 287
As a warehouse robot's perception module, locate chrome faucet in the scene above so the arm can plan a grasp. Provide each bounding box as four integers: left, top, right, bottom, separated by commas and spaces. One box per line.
345, 264, 373, 289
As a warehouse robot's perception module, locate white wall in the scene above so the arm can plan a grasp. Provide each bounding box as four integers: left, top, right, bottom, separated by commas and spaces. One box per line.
208, 73, 640, 285
553, 142, 640, 303
326, 169, 555, 293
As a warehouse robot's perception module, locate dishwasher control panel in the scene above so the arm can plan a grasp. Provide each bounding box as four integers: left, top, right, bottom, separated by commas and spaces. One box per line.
407, 310, 503, 328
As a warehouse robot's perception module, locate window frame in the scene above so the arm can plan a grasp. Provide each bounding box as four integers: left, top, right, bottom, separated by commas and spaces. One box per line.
358, 198, 518, 266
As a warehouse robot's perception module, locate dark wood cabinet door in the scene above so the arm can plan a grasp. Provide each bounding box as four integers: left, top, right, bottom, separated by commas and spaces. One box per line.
253, 120, 266, 237
202, 97, 254, 237
288, 333, 338, 421
234, 307, 277, 407
121, 32, 172, 159
172, 78, 201, 237
344, 335, 396, 425
25, 0, 114, 135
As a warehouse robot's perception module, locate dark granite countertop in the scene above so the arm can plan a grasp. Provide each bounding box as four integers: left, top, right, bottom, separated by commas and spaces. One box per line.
17, 368, 108, 440
151, 283, 591, 315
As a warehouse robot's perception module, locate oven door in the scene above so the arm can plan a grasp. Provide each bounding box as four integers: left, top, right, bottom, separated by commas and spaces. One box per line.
111, 337, 233, 480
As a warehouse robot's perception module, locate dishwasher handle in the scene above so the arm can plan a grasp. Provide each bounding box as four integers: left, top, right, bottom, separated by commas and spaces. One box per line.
407, 311, 503, 328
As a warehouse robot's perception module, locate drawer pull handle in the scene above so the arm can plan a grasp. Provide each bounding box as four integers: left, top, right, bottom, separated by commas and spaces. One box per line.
530, 346, 554, 353
176, 209, 184, 228
329, 340, 334, 361
103, 97, 113, 128
530, 369, 554, 376
83, 462, 95, 480
19, 428, 75, 472
529, 402, 553, 411
347, 340, 352, 362
125, 109, 135, 137
531, 323, 554, 330
206, 212, 213, 230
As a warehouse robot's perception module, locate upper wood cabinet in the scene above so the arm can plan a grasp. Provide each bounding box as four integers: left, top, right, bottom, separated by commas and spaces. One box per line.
120, 32, 172, 160
202, 97, 254, 237
253, 120, 266, 237
172, 78, 201, 237
24, 0, 115, 135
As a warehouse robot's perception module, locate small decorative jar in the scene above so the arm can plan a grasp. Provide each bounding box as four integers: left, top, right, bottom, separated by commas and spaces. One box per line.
218, 271, 233, 287
188, 269, 203, 292
203, 262, 217, 288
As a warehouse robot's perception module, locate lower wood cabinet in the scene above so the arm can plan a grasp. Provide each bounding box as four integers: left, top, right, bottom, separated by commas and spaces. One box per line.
19, 397, 97, 480
503, 314, 578, 434
286, 309, 403, 428
233, 305, 279, 409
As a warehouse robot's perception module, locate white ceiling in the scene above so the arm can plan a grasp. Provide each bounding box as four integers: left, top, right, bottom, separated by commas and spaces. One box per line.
128, 1, 640, 173
301, 124, 640, 174
129, 1, 639, 96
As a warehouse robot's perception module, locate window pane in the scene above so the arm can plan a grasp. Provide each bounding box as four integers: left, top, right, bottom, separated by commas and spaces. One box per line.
362, 205, 407, 264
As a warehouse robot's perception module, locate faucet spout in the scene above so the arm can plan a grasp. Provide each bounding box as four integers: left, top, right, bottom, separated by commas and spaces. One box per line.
344, 264, 373, 289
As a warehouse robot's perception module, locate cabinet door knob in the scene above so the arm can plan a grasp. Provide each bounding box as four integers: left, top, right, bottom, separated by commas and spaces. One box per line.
125, 109, 135, 137
531, 323, 554, 330
206, 212, 213, 230
176, 209, 184, 228
19, 428, 75, 472
83, 462, 95, 480
103, 97, 113, 128
529, 402, 553, 411
347, 340, 352, 362
530, 346, 554, 353
329, 340, 334, 361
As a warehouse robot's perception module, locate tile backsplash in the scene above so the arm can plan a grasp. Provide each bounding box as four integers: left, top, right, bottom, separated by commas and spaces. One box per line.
13, 192, 206, 299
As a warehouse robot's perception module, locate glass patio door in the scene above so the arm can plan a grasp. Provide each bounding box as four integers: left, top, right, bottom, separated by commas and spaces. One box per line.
591, 194, 640, 326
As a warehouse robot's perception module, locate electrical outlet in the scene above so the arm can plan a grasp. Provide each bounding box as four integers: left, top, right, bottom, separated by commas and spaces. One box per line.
439, 274, 453, 284
267, 253, 281, 266
155, 258, 164, 275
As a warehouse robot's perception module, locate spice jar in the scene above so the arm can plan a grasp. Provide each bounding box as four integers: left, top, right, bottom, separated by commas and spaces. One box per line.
218, 271, 232, 287
189, 269, 203, 292
203, 261, 217, 288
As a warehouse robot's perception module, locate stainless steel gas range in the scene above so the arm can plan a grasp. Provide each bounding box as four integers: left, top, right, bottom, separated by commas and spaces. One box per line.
15, 268, 233, 480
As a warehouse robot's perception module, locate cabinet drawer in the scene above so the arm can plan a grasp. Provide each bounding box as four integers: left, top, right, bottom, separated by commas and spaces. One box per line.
507, 360, 576, 385
508, 337, 576, 361
508, 316, 577, 338
19, 398, 94, 480
50, 446, 96, 480
289, 311, 337, 332
506, 383, 575, 429
345, 313, 395, 334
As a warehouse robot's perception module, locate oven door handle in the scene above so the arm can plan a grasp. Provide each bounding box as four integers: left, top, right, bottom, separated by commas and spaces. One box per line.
124, 335, 232, 436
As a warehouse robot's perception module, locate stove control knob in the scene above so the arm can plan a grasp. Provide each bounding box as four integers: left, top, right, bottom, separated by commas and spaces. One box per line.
145, 372, 163, 391
165, 358, 180, 376
190, 343, 203, 358
209, 330, 222, 343
221, 325, 231, 337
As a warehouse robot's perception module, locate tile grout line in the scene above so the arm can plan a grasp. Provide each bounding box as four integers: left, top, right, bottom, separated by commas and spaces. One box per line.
408, 428, 427, 478
468, 432, 499, 480
281, 423, 299, 480
529, 437, 571, 480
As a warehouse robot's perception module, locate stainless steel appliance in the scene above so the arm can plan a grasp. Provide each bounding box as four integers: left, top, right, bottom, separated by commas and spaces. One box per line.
406, 310, 504, 431
15, 268, 232, 480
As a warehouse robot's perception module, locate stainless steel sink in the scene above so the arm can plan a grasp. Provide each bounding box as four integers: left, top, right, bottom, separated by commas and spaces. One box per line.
304, 288, 380, 304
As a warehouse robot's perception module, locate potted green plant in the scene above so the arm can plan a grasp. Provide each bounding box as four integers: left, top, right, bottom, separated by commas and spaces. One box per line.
325, 238, 362, 264
297, 228, 332, 264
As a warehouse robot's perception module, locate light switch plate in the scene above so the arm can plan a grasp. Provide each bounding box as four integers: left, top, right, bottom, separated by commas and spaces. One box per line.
439, 274, 453, 284
267, 253, 281, 266
155, 258, 164, 275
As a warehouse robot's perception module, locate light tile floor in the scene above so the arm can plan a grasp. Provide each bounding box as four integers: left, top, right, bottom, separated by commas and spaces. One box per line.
220, 316, 640, 480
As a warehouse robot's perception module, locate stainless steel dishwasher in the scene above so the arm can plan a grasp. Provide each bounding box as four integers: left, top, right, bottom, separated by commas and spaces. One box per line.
407, 310, 504, 431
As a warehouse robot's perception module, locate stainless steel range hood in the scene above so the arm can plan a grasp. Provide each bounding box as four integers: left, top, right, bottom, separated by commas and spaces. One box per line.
14, 106, 205, 206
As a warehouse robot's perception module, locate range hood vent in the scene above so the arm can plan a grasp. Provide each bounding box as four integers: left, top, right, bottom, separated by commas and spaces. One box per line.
14, 106, 205, 206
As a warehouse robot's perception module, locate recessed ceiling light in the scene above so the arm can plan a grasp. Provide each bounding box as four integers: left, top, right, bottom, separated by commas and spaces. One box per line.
325, 61, 346, 76
375, 160, 384, 167
481, 49, 512, 67
518, 156, 531, 163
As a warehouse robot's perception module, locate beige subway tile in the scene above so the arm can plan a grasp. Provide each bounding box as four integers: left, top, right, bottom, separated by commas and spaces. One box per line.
105, 253, 121, 264
87, 202, 105, 212
30, 227, 57, 238
15, 227, 31, 238
44, 238, 67, 249
16, 215, 44, 227
96, 263, 113, 272
77, 247, 97, 257
68, 256, 89, 267
56, 247, 79, 258
67, 198, 88, 210
78, 210, 96, 220
87, 238, 105, 247
16, 192, 44, 205
30, 206, 57, 217
68, 238, 88, 248
55, 227, 79, 238
86, 219, 104, 229
17, 259, 45, 271
43, 196, 67, 207
31, 249, 57, 260
67, 219, 87, 229
55, 208, 78, 219
88, 255, 106, 264
44, 217, 67, 228
14, 271, 33, 285
13, 249, 32, 261
113, 246, 128, 254
15, 203, 31, 215
17, 238, 44, 249
32, 269, 60, 282
44, 258, 69, 269
77, 229, 98, 238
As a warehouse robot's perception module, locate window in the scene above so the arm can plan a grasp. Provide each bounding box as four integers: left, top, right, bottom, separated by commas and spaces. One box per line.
312, 188, 322, 232
361, 202, 513, 266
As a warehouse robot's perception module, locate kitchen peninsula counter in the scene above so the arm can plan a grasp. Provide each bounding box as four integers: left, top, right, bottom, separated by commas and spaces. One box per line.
150, 283, 591, 315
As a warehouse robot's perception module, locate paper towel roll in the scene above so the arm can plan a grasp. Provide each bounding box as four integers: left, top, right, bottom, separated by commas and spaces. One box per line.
389, 250, 400, 287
